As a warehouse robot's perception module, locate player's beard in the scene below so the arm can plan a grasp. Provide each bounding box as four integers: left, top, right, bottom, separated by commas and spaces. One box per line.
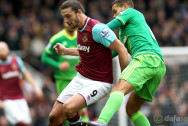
71, 14, 79, 29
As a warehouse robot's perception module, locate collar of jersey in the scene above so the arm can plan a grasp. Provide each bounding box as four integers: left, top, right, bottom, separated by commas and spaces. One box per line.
0, 56, 11, 64
63, 28, 77, 40
78, 17, 90, 32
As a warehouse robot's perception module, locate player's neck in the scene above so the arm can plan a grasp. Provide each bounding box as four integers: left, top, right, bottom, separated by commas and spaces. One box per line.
66, 29, 75, 36
0, 57, 8, 61
78, 14, 87, 30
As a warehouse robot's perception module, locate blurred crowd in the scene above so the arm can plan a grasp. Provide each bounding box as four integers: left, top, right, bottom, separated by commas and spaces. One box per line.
146, 63, 188, 126
0, 0, 188, 126
0, 0, 187, 68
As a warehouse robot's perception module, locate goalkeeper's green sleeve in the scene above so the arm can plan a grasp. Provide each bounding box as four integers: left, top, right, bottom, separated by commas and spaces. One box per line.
41, 52, 60, 69
107, 18, 122, 31
107, 18, 122, 58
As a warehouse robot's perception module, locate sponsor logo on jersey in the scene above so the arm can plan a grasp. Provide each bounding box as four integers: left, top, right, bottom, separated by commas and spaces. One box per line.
82, 34, 88, 43
101, 28, 109, 37
2, 71, 20, 79
77, 44, 90, 53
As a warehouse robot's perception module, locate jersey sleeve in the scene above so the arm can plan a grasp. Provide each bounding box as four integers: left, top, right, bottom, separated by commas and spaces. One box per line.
44, 43, 53, 55
44, 35, 61, 55
42, 37, 61, 68
116, 8, 134, 26
16, 57, 26, 72
92, 23, 116, 47
107, 18, 122, 31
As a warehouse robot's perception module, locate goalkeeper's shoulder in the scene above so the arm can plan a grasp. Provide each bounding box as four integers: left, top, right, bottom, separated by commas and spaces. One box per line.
49, 29, 65, 43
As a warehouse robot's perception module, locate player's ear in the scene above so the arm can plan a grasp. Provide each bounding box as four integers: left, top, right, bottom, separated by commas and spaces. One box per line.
123, 3, 128, 9
77, 9, 82, 14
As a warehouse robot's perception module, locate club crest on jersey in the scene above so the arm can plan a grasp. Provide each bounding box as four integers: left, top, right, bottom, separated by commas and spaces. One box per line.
101, 28, 109, 37
82, 34, 88, 43
11, 63, 18, 70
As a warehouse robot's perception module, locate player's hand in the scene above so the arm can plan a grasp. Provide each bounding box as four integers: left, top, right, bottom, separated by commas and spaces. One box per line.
34, 87, 44, 100
53, 43, 66, 55
59, 61, 70, 71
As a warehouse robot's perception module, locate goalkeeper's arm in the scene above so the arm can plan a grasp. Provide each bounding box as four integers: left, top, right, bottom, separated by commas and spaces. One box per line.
41, 52, 60, 69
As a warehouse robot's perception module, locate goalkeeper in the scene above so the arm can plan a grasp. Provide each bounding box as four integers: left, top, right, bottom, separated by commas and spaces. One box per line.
86, 0, 166, 126
41, 22, 89, 125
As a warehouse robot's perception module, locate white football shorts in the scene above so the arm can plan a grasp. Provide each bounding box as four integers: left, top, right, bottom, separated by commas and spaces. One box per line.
3, 98, 31, 125
57, 72, 113, 105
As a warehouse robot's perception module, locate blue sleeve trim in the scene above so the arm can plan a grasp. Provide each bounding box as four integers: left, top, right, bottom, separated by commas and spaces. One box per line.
16, 57, 26, 72
92, 23, 116, 47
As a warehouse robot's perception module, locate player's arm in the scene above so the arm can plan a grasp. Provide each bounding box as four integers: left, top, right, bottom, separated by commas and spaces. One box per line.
42, 40, 61, 69
16, 57, 43, 99
41, 50, 60, 69
106, 19, 122, 58
53, 43, 79, 56
22, 70, 43, 99
42, 38, 71, 70
107, 18, 122, 31
92, 23, 128, 71
109, 38, 128, 71
107, 9, 133, 31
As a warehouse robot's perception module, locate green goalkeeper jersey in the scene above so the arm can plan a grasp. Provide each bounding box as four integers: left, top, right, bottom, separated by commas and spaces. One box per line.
116, 8, 164, 61
43, 29, 80, 80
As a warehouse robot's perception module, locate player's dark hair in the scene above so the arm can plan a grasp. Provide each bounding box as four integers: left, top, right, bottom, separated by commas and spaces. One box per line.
60, 0, 85, 13
112, 0, 134, 8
